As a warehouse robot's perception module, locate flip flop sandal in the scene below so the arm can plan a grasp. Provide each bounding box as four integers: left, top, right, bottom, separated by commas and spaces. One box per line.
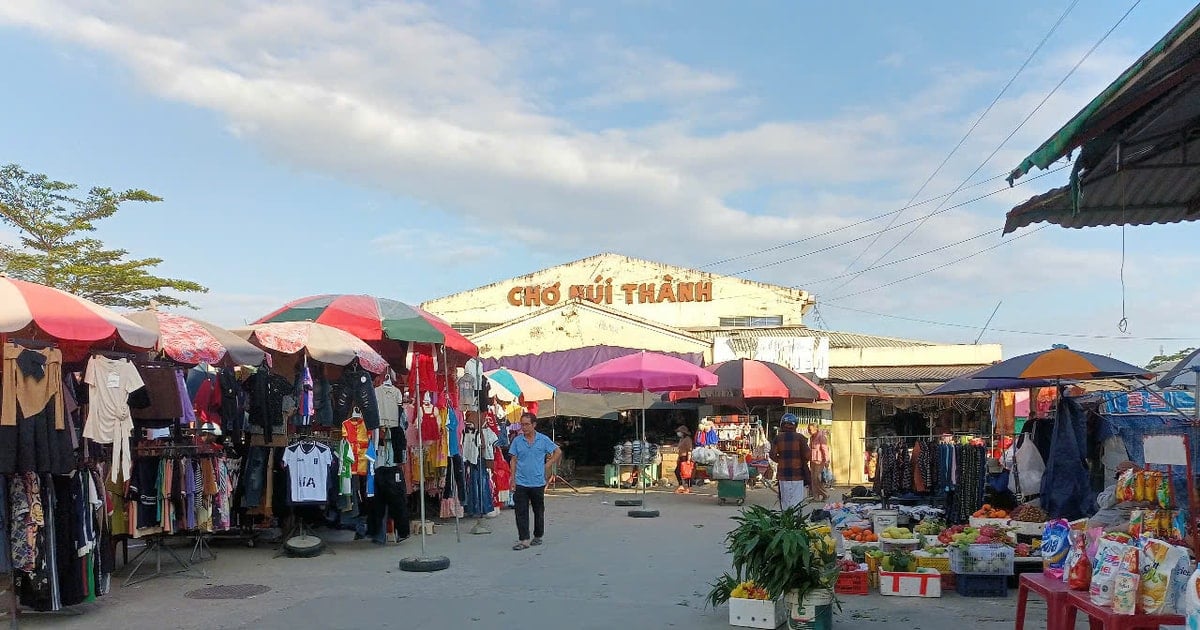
512, 542, 530, 551
530, 538, 543, 546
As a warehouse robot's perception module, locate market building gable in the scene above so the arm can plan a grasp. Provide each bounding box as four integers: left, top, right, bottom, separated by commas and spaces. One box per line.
422, 252, 816, 334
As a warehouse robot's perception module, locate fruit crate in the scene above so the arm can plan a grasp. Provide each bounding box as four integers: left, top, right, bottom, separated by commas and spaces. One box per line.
913, 551, 951, 574
835, 571, 869, 595
879, 568, 942, 598
954, 573, 1008, 597
949, 544, 1014, 575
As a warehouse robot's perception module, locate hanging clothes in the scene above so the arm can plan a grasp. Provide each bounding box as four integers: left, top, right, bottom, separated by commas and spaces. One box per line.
83, 355, 144, 482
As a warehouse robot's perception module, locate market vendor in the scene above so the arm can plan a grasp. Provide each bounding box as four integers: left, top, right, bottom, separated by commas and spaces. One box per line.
674, 425, 693, 494
1087, 460, 1140, 532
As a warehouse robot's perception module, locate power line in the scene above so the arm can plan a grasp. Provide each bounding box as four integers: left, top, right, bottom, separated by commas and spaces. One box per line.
834, 0, 1140, 293
820, 303, 1200, 342
802, 227, 1003, 286
821, 225, 1049, 300
836, 0, 1082, 278
727, 164, 1067, 277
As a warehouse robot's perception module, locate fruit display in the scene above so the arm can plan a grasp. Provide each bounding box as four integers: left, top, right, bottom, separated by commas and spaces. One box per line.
1014, 543, 1035, 557
879, 527, 915, 541
937, 524, 1013, 548
837, 558, 863, 573
842, 526, 878, 543
1008, 504, 1048, 522
971, 504, 1008, 519
914, 519, 944, 536
730, 580, 770, 600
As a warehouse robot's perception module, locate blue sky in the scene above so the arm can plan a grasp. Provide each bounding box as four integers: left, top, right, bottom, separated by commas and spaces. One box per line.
1, 0, 1198, 364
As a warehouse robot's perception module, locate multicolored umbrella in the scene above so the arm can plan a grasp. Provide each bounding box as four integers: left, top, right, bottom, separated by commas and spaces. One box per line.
0, 277, 157, 349
570, 351, 718, 393
926, 366, 1062, 396
126, 310, 265, 366
669, 358, 830, 403
254, 294, 477, 357
232, 322, 389, 374
970, 345, 1153, 381
1157, 348, 1200, 388
484, 368, 556, 402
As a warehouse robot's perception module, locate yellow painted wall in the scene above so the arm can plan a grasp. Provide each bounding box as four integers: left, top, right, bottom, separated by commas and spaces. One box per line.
829, 394, 867, 485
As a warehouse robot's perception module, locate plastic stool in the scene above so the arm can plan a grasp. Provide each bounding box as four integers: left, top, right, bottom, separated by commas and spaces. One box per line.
1015, 573, 1071, 630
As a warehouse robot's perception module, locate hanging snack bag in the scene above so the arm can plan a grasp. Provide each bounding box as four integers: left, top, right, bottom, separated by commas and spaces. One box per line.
1112, 545, 1141, 615
1090, 539, 1127, 606
1065, 530, 1092, 590
1157, 472, 1173, 509
1117, 469, 1138, 502
1129, 510, 1145, 538
1141, 538, 1187, 614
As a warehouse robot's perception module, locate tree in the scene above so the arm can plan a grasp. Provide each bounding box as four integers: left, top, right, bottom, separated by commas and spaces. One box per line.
0, 164, 207, 308
1147, 347, 1196, 371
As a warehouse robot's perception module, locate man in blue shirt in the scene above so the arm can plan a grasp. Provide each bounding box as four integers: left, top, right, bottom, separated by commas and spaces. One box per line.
508, 412, 561, 550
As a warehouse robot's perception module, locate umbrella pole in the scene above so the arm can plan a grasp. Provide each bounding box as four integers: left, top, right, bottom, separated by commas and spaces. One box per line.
400, 349, 450, 572
628, 389, 659, 518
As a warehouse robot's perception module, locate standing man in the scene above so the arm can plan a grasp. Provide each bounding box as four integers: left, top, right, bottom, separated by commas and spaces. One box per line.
770, 413, 811, 511
508, 412, 561, 551
807, 423, 830, 502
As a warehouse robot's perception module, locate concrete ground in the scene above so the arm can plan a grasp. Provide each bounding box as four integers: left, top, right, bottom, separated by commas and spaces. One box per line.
25, 483, 1046, 630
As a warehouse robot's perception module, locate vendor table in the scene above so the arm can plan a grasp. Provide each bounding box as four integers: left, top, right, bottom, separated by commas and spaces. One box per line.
1014, 573, 1071, 630
1061, 589, 1183, 630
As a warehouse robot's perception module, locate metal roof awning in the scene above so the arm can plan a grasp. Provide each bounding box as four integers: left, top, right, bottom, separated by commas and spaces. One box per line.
1005, 5, 1200, 233
824, 364, 990, 398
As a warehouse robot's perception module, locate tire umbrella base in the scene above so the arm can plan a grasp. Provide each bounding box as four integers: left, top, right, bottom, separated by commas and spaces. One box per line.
399, 555, 450, 572
614, 499, 642, 507
628, 509, 660, 518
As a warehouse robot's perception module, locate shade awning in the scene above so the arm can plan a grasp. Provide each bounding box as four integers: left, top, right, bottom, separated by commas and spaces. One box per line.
1005, 5, 1200, 233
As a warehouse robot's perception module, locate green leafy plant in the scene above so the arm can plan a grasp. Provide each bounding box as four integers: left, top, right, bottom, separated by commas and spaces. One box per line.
706, 504, 839, 608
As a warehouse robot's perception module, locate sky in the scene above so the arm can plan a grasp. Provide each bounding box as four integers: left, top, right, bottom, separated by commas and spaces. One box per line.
1, 0, 1198, 366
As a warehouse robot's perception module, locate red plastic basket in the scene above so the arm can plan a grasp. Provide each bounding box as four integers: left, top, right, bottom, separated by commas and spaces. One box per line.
835, 571, 869, 595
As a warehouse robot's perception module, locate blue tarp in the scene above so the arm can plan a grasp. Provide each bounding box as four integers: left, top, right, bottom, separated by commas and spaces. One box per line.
1100, 412, 1199, 517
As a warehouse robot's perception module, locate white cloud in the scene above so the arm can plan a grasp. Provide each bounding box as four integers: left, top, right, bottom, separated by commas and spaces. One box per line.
371, 229, 499, 264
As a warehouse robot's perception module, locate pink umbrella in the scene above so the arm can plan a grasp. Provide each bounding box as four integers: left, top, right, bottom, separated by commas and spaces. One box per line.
570, 352, 717, 517
570, 351, 718, 392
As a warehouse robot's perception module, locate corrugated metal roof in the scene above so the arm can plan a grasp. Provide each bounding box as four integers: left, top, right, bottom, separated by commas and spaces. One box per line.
686, 326, 935, 349
1005, 8, 1200, 233
826, 365, 989, 383
830, 383, 950, 397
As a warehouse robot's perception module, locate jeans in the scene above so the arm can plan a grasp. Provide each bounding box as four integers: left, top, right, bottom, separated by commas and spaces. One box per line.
513, 485, 545, 541
369, 466, 410, 542
331, 368, 380, 429
242, 447, 269, 508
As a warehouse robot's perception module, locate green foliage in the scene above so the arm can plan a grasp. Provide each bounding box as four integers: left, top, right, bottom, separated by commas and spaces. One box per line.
0, 164, 206, 308
1147, 347, 1196, 370
706, 504, 838, 608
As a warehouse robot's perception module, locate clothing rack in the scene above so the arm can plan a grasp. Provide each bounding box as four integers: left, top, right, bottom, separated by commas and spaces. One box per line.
121, 534, 208, 587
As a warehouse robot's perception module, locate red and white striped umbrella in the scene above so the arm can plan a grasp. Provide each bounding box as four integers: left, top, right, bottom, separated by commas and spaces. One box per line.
0, 277, 157, 349
126, 310, 266, 366
232, 321, 389, 374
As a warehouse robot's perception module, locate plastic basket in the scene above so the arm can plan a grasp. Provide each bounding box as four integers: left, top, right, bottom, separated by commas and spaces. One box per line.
914, 551, 951, 574
835, 571, 869, 595
948, 544, 1014, 575
954, 573, 1008, 597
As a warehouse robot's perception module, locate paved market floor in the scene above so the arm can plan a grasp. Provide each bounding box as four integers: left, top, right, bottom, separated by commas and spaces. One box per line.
26, 483, 1044, 630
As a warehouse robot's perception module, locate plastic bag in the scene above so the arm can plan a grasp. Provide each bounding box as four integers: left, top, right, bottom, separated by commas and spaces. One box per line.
1116, 469, 1137, 502
1014, 438, 1045, 496
1182, 567, 1200, 622
1112, 546, 1141, 615
1130, 509, 1146, 538
1041, 519, 1071, 578
1065, 530, 1091, 590
1090, 540, 1126, 606
1141, 538, 1187, 614
821, 466, 834, 485
730, 459, 749, 481
1166, 550, 1195, 614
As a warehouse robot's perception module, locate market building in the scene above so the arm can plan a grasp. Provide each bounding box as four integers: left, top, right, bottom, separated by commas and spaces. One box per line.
422, 252, 1002, 484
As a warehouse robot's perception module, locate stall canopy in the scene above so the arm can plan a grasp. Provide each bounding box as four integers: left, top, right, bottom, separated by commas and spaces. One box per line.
0, 277, 158, 352
1005, 5, 1200, 233
127, 310, 265, 366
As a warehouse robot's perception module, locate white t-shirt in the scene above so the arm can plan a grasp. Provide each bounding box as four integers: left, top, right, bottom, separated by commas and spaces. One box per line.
461, 427, 497, 464
82, 356, 144, 444
283, 442, 333, 504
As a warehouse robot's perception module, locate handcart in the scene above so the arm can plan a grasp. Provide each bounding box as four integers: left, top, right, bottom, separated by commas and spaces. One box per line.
717, 479, 747, 505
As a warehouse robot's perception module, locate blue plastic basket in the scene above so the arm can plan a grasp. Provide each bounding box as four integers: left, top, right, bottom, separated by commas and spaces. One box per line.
954, 573, 1008, 597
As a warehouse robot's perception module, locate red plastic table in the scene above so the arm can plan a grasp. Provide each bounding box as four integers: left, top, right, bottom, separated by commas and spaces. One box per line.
1015, 573, 1072, 630
1062, 590, 1183, 630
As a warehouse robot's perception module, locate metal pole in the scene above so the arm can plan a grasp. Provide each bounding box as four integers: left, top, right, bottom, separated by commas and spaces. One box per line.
415, 367, 428, 556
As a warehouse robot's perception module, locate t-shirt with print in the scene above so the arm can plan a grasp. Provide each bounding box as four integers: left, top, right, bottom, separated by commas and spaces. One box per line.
508, 432, 558, 488
82, 356, 145, 444
374, 384, 403, 428
283, 442, 333, 504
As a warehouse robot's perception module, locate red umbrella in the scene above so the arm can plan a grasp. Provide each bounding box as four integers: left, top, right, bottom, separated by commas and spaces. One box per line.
0, 277, 157, 349
126, 310, 266, 366
254, 294, 477, 358
668, 358, 831, 403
